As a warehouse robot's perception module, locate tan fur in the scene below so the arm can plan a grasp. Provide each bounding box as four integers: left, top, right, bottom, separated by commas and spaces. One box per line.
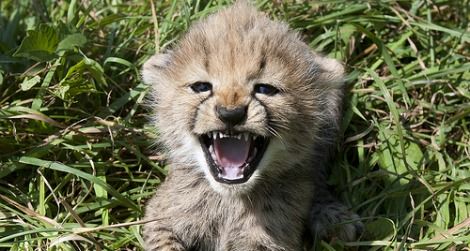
142, 2, 362, 250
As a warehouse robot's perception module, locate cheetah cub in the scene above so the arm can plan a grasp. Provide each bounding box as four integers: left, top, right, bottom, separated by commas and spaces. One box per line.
142, 2, 362, 250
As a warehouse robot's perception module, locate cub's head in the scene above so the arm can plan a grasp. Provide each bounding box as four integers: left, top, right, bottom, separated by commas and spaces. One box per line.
142, 2, 344, 194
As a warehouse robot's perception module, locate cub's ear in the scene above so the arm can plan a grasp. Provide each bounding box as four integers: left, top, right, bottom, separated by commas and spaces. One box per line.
141, 53, 172, 86
311, 55, 345, 87
309, 54, 346, 134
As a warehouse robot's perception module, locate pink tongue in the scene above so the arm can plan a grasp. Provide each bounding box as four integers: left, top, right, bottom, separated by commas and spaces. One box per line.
214, 137, 251, 179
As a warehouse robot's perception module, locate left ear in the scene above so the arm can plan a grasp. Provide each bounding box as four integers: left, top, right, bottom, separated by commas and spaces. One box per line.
312, 55, 345, 87
309, 54, 346, 133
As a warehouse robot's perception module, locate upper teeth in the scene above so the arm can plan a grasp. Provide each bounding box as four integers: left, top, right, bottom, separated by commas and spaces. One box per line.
207, 132, 258, 141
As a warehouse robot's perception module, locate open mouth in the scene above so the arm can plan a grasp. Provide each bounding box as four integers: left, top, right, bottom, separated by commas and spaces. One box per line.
199, 131, 269, 184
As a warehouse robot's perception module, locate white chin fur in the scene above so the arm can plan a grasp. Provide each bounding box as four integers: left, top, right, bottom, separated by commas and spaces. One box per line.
171, 133, 202, 167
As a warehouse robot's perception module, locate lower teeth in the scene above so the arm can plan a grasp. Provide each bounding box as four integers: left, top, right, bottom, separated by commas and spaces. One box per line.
209, 145, 217, 163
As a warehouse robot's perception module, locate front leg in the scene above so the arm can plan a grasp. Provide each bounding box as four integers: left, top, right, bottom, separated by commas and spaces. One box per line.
143, 192, 188, 251
143, 225, 186, 251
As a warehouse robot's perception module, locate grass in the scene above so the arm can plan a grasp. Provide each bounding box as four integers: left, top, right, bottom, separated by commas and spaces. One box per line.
0, 0, 469, 250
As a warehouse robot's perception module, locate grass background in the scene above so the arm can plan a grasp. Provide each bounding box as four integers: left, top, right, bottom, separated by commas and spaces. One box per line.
0, 0, 469, 250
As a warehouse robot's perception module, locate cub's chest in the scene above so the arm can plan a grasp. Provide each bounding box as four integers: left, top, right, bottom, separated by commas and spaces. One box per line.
172, 184, 308, 235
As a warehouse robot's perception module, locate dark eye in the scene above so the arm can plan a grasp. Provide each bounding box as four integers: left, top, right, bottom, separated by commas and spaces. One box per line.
190, 81, 212, 93
254, 84, 279, 96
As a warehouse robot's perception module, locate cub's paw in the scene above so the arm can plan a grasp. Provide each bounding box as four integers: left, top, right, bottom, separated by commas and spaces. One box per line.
309, 202, 363, 242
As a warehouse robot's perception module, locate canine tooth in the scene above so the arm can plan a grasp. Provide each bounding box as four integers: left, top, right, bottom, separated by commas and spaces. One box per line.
209, 145, 214, 153
244, 133, 249, 141
219, 132, 223, 139
211, 151, 217, 161
212, 132, 217, 139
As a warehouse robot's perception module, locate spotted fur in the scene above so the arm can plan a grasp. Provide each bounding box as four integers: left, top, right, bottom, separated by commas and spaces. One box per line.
142, 2, 362, 250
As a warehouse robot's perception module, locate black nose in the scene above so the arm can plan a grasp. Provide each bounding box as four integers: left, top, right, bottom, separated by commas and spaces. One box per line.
216, 105, 247, 126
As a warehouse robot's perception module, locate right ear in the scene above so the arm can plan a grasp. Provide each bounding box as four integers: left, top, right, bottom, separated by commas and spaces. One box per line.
141, 52, 172, 86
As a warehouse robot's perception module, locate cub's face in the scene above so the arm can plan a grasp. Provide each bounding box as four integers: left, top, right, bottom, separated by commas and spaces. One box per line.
142, 3, 344, 193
